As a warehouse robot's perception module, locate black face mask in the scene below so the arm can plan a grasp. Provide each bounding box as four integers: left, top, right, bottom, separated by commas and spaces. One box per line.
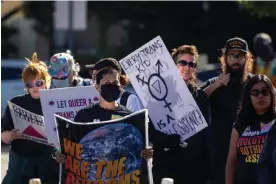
100, 83, 121, 102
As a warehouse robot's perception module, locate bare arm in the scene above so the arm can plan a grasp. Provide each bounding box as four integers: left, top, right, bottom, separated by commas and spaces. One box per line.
204, 73, 230, 98
204, 81, 221, 98
1, 129, 23, 144
225, 128, 239, 184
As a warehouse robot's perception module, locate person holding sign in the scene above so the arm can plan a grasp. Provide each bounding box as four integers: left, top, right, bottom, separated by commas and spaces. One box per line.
86, 58, 143, 112
1, 53, 58, 184
152, 45, 210, 184
201, 37, 254, 184
225, 75, 276, 184
48, 50, 92, 88
55, 67, 153, 162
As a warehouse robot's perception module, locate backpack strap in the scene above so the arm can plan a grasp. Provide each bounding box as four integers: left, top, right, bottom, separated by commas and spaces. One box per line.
120, 91, 132, 107
82, 78, 92, 86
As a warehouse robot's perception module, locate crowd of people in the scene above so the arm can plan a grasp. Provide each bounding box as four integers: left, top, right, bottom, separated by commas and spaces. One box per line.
1, 33, 276, 184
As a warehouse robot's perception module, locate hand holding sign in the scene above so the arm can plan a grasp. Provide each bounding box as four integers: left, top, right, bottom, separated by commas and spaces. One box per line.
10, 129, 24, 141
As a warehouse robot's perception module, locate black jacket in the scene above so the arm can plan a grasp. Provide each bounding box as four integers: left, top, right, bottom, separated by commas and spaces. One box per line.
151, 85, 210, 181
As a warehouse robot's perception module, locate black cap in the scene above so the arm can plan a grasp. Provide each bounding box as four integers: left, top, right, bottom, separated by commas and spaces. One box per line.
225, 37, 248, 53
85, 58, 122, 73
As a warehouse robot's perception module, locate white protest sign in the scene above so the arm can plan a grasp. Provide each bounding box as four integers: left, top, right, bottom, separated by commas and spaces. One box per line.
119, 36, 208, 141
40, 86, 100, 147
8, 101, 50, 145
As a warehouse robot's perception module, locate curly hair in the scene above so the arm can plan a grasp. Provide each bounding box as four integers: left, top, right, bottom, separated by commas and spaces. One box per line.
171, 45, 199, 88
219, 48, 254, 82
235, 74, 276, 128
22, 52, 51, 90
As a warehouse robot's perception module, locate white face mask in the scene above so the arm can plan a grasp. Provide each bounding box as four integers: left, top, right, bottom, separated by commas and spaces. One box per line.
51, 78, 70, 88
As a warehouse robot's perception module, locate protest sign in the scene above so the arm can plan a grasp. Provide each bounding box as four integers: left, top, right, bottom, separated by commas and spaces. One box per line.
119, 36, 208, 141
55, 109, 152, 184
40, 86, 100, 147
8, 101, 49, 145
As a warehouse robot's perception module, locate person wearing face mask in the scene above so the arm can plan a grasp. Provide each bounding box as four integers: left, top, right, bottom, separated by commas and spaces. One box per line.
86, 58, 143, 112
253, 33, 276, 88
201, 37, 254, 184
1, 53, 58, 184
225, 75, 276, 184
54, 67, 153, 164
48, 50, 92, 88
151, 45, 210, 184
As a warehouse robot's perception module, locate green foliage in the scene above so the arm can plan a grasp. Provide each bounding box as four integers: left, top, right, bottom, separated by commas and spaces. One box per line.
23, 1, 54, 38
239, 1, 276, 19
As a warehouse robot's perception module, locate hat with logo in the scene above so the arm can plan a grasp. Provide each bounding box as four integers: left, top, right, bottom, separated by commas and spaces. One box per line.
225, 37, 249, 53
85, 58, 122, 73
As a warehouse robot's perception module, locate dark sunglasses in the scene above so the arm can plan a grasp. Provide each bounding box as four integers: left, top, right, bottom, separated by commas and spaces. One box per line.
227, 53, 245, 60
25, 79, 44, 89
177, 60, 197, 68
250, 89, 270, 97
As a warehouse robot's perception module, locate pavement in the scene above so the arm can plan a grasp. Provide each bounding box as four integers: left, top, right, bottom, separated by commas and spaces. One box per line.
1, 145, 9, 182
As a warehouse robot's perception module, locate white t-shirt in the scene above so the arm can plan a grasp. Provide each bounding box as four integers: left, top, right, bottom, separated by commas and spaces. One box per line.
116, 90, 144, 112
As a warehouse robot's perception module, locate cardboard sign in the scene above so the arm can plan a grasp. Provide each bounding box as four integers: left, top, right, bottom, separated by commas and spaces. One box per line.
55, 109, 152, 184
8, 101, 50, 145
119, 36, 208, 141
40, 86, 100, 147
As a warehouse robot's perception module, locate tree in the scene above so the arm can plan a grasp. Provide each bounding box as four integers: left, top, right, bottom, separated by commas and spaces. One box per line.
238, 1, 276, 19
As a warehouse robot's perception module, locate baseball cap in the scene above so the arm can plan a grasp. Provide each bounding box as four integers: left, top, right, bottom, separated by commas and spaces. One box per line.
48, 50, 78, 79
225, 37, 248, 53
85, 58, 122, 73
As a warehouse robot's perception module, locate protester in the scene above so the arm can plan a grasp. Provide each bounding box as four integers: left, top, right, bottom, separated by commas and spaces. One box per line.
152, 45, 210, 184
253, 33, 276, 87
201, 37, 254, 184
55, 67, 153, 163
225, 74, 276, 184
86, 58, 143, 112
1, 53, 57, 184
258, 118, 276, 184
48, 50, 92, 88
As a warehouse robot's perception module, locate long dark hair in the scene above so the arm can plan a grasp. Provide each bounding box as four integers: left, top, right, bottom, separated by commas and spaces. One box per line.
235, 74, 276, 127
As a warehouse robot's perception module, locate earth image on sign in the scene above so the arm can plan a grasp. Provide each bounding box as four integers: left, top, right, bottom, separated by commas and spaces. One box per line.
79, 123, 144, 181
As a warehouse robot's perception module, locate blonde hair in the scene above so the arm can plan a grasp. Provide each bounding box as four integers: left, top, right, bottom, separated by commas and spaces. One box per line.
22, 52, 51, 90
171, 45, 199, 88
219, 48, 254, 81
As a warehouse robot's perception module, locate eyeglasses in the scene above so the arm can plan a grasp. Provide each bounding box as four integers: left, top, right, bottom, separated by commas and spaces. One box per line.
227, 53, 245, 61
177, 60, 197, 68
25, 79, 44, 89
250, 89, 270, 97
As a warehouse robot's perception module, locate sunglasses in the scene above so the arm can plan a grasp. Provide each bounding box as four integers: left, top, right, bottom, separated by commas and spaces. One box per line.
227, 53, 245, 60
25, 79, 44, 89
250, 89, 270, 97
177, 60, 197, 68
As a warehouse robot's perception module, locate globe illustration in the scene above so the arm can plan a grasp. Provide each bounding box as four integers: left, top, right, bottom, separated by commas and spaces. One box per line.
79, 123, 144, 181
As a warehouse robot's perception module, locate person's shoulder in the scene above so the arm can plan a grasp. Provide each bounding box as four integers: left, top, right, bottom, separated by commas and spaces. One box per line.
116, 104, 132, 115
78, 103, 99, 114
10, 93, 30, 104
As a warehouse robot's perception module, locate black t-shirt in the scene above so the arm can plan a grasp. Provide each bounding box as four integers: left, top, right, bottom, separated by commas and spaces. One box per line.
1, 94, 54, 157
201, 77, 245, 164
74, 103, 132, 123
233, 115, 274, 184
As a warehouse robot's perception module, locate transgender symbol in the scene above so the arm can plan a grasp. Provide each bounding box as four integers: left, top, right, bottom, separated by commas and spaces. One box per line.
136, 60, 172, 112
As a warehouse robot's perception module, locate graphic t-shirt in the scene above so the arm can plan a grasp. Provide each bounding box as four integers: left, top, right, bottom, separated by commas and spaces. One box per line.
234, 117, 273, 184
1, 93, 54, 157
74, 103, 132, 123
